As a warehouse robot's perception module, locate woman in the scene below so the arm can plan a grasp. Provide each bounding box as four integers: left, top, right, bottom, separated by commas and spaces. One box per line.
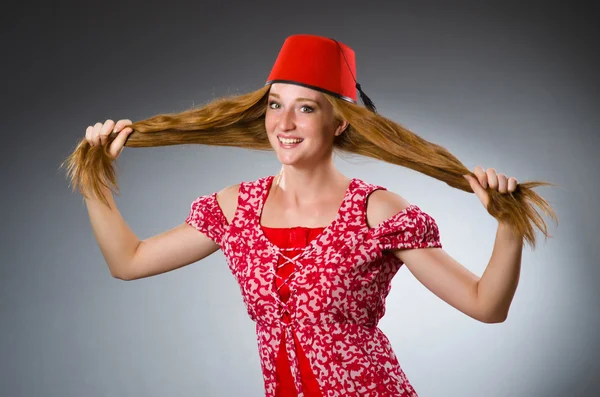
63, 34, 557, 397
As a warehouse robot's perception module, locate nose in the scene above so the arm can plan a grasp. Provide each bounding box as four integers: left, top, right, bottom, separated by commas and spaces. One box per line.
277, 107, 295, 131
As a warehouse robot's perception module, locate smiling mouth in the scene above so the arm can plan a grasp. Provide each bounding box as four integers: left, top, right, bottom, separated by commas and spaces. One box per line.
278, 137, 304, 145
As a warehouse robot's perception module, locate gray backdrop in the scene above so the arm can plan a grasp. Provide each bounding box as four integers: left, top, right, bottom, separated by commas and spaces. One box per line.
2, 1, 598, 396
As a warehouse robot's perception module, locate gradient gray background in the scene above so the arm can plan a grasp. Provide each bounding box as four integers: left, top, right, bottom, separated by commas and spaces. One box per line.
2, 1, 598, 396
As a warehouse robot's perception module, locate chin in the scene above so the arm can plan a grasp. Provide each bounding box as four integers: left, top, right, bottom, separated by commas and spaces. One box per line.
274, 149, 313, 166
276, 154, 302, 166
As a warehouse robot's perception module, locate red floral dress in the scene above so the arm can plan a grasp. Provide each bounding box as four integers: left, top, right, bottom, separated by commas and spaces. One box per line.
185, 175, 443, 396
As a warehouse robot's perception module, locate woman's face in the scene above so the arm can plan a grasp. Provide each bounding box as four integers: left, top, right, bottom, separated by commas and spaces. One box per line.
265, 83, 347, 168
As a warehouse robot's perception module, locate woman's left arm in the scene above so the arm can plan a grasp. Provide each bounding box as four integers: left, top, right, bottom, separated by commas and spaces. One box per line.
475, 220, 524, 322
371, 166, 524, 323
394, 220, 523, 324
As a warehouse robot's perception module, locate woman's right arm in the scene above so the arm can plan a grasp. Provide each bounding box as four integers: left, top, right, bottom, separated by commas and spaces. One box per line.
84, 186, 220, 281
82, 118, 221, 281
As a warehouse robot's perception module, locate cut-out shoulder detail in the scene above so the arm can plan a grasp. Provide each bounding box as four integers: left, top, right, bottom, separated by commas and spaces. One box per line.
216, 183, 240, 225
365, 188, 412, 229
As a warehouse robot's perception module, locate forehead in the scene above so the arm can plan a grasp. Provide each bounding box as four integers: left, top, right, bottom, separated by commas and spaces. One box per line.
269, 83, 324, 101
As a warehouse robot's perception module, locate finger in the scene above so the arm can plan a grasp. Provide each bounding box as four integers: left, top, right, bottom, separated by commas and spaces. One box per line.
108, 127, 133, 159
99, 119, 115, 146
473, 166, 487, 188
113, 119, 133, 133
464, 174, 490, 208
497, 173, 508, 193
486, 168, 498, 190
85, 125, 93, 145
464, 174, 485, 195
508, 177, 518, 193
92, 122, 103, 146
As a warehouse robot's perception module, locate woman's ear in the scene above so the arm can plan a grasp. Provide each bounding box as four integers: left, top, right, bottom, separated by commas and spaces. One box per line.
334, 119, 349, 136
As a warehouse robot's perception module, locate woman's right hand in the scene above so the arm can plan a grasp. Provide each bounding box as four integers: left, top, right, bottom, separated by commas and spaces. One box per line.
85, 119, 134, 160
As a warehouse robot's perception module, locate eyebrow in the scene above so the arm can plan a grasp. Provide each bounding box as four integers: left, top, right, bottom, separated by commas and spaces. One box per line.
268, 92, 319, 104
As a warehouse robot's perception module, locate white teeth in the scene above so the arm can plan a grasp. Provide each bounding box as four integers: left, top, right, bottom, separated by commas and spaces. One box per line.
278, 137, 303, 145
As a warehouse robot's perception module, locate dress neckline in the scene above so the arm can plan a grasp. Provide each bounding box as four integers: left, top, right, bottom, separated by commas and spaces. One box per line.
256, 175, 356, 253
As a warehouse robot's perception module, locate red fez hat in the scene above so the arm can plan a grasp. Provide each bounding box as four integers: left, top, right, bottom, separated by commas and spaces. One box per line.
266, 34, 376, 112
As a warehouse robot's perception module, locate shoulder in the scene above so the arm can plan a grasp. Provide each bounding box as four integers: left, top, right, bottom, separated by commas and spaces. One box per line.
216, 183, 241, 224
365, 188, 412, 229
217, 183, 241, 199
213, 175, 269, 223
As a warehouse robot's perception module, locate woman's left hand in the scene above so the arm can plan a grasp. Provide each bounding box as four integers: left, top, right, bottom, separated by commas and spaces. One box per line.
464, 166, 519, 210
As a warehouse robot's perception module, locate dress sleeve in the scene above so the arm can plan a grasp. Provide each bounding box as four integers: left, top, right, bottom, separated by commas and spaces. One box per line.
369, 204, 442, 251
185, 192, 229, 246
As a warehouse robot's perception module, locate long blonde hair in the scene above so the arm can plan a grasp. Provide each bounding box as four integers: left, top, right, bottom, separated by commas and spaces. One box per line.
62, 84, 558, 248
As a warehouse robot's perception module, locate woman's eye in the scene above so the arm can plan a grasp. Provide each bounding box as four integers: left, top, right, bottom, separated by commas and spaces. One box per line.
268, 101, 313, 113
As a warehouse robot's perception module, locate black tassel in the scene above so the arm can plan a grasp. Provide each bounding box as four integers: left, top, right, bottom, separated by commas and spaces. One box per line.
356, 83, 377, 113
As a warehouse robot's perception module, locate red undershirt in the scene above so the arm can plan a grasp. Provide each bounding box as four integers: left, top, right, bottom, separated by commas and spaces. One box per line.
261, 226, 325, 397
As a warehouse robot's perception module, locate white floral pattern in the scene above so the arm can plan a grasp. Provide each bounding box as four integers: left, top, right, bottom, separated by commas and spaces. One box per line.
186, 175, 442, 396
